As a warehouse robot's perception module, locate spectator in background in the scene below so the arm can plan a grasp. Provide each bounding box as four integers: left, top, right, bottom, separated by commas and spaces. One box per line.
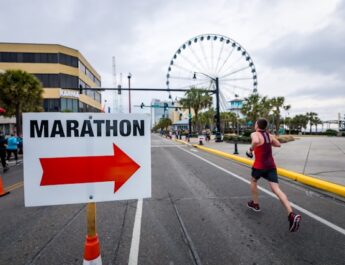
17, 135, 23, 154
6, 133, 18, 164
0, 131, 8, 172
205, 129, 211, 142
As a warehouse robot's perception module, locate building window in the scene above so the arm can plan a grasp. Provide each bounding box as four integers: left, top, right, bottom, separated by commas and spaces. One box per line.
36, 73, 82, 88
60, 74, 78, 89
34, 74, 60, 87
61, 98, 78, 112
79, 101, 86, 112
43, 99, 60, 112
79, 61, 87, 74
0, 52, 17, 62
58, 53, 78, 68
95, 91, 101, 103
0, 52, 58, 63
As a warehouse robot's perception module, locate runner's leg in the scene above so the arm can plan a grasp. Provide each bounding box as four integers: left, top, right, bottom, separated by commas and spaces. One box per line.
269, 182, 293, 214
250, 177, 259, 204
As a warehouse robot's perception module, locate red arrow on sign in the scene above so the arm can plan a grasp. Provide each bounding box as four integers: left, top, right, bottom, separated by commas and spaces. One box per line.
39, 144, 140, 193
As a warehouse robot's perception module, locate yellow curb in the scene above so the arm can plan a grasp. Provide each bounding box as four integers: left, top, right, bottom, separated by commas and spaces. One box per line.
173, 138, 191, 145
193, 144, 345, 198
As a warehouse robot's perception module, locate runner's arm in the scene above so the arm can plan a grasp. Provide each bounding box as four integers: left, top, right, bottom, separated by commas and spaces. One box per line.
270, 134, 281, 147
250, 132, 261, 150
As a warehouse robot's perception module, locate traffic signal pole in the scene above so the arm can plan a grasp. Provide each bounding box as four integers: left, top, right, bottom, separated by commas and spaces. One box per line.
76, 86, 224, 143
215, 78, 222, 142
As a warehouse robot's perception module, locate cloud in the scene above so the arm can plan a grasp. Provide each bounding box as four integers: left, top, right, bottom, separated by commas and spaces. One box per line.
0, 0, 344, 120
257, 1, 345, 75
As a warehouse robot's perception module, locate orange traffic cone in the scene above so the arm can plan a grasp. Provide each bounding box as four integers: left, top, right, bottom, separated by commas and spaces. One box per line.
83, 234, 102, 265
0, 175, 10, 197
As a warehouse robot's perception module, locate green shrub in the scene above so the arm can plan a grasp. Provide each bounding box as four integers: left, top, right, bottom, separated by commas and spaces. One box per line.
242, 130, 252, 137
324, 129, 337, 136
223, 134, 251, 143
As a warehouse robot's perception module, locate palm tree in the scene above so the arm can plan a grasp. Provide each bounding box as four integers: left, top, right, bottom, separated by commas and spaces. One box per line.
258, 96, 272, 118
155, 117, 172, 131
241, 94, 273, 130
198, 108, 215, 130
314, 117, 323, 133
291, 114, 308, 133
284, 117, 292, 134
220, 112, 237, 133
270, 97, 290, 135
179, 87, 213, 133
306, 112, 318, 134
241, 93, 261, 129
0, 69, 43, 135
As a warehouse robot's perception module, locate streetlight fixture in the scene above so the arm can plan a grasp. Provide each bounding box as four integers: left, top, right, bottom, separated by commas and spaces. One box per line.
127, 73, 132, 113
193, 72, 222, 142
234, 94, 240, 135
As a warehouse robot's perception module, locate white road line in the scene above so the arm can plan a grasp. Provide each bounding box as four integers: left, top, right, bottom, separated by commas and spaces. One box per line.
128, 199, 143, 265
178, 147, 345, 236
151, 145, 179, 148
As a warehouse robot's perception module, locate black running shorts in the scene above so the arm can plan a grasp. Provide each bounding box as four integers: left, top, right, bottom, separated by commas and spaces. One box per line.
251, 168, 278, 183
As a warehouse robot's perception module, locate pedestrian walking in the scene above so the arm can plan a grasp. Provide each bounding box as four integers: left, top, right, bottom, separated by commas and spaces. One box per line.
6, 133, 18, 164
246, 118, 301, 232
17, 135, 23, 154
0, 131, 8, 172
205, 129, 211, 142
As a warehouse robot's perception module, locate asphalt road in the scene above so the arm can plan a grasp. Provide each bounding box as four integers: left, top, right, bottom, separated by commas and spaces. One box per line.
0, 134, 345, 265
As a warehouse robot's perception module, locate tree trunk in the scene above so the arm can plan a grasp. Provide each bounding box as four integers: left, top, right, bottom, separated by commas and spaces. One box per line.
15, 105, 22, 136
275, 114, 280, 135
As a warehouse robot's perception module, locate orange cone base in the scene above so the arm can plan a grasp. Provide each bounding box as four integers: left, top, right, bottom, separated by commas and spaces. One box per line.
0, 191, 10, 197
83, 255, 102, 265
83, 234, 102, 265
0, 175, 9, 197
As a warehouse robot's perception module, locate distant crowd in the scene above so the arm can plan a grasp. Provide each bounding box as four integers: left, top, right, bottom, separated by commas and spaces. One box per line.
0, 132, 23, 173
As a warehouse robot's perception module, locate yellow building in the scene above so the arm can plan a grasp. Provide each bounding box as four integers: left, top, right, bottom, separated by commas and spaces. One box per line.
0, 42, 102, 113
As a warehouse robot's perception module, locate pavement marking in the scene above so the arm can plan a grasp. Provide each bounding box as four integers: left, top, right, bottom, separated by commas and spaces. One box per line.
25, 205, 86, 265
169, 193, 202, 265
128, 199, 143, 265
178, 147, 345, 236
7, 159, 23, 166
151, 145, 180, 148
6, 181, 24, 191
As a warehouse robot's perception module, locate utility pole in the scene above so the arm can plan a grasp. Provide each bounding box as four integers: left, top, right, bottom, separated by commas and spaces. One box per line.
215, 77, 222, 142
128, 73, 132, 113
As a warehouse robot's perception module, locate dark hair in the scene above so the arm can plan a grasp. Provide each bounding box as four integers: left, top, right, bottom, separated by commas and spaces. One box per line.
257, 118, 268, 130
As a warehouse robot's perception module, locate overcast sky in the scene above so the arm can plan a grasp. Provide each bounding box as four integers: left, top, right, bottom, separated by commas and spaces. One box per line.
1, 0, 344, 120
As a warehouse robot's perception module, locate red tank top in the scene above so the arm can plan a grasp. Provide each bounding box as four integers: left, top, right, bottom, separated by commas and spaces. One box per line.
253, 131, 276, 169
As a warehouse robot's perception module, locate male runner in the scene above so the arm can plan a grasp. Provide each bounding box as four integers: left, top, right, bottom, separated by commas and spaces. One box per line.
246, 118, 301, 232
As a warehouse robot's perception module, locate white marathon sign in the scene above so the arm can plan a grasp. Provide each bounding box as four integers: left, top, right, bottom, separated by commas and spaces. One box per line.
23, 113, 151, 207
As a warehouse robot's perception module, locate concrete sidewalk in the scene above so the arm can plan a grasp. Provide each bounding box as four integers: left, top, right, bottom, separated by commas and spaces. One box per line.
181, 136, 345, 186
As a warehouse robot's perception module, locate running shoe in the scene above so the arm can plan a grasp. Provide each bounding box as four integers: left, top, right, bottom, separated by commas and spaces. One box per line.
247, 200, 261, 212
288, 212, 301, 232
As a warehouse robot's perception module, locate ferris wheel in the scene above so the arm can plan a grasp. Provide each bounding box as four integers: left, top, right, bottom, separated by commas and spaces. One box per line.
166, 34, 258, 111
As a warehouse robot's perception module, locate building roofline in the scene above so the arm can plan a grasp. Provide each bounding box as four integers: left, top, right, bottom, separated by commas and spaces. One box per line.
0, 42, 79, 52
0, 42, 101, 80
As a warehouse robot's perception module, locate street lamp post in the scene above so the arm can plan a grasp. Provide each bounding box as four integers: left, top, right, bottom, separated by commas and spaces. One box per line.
214, 77, 222, 142
188, 104, 192, 142
193, 72, 222, 142
128, 73, 132, 113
